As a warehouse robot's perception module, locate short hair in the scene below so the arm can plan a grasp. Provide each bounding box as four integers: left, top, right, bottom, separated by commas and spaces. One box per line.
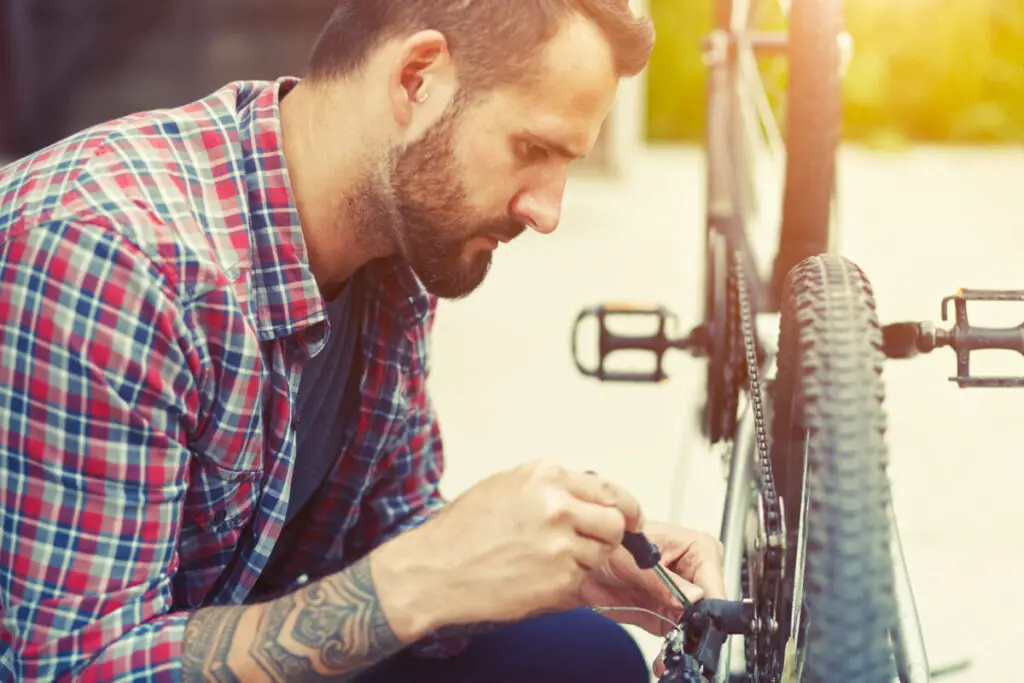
306, 0, 655, 93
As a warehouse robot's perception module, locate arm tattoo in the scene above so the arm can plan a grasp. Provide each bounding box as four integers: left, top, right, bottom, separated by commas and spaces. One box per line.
182, 606, 245, 683
250, 555, 404, 682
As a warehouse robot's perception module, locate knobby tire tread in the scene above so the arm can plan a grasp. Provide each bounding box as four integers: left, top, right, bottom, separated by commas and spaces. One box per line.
772, 254, 898, 683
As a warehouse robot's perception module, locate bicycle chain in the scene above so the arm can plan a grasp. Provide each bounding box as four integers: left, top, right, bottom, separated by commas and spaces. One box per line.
731, 248, 784, 682
720, 254, 743, 441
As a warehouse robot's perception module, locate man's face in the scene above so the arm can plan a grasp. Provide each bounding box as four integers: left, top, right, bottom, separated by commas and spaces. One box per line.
384, 15, 621, 299
387, 104, 519, 300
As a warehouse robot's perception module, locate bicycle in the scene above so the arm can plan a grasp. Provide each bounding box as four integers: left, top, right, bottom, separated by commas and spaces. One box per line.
569, 0, 1024, 681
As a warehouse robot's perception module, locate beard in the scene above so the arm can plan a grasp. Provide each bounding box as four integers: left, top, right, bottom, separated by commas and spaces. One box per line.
380, 105, 525, 300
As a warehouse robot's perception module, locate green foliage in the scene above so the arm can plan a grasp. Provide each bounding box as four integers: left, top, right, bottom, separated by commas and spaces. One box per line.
646, 0, 1024, 144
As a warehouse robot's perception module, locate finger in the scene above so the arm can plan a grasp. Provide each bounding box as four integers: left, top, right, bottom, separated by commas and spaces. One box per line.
568, 471, 643, 532
606, 551, 703, 613
638, 564, 704, 613
671, 536, 727, 600
663, 568, 705, 606
655, 529, 728, 600
653, 657, 667, 677
567, 496, 628, 546
690, 559, 728, 600
571, 534, 618, 571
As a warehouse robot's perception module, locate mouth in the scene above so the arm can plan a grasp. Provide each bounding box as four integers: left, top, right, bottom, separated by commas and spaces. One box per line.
493, 225, 527, 244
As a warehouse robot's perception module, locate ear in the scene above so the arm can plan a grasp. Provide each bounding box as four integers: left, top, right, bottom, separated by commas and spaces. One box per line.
388, 29, 456, 128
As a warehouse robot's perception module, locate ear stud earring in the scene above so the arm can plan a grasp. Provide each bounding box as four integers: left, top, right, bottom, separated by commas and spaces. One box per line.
414, 90, 429, 103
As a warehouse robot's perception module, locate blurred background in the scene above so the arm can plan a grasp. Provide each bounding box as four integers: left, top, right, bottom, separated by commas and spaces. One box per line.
647, 0, 1024, 146
3, 0, 1024, 156
3, 1, 1023, 681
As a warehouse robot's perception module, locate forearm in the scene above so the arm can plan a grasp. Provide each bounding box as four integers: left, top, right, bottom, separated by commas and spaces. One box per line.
430, 621, 510, 640
182, 554, 412, 682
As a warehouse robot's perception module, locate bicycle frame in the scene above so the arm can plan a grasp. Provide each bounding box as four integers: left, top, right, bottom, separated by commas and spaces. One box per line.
704, 24, 776, 316
705, 0, 850, 316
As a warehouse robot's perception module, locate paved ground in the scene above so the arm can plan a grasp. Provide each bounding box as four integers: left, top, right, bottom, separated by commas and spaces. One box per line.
426, 144, 1024, 681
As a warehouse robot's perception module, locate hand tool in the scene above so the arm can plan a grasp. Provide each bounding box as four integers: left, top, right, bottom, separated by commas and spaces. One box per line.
582, 470, 693, 609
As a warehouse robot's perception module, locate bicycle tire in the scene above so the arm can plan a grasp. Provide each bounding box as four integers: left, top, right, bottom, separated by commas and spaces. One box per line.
772, 0, 844, 307
768, 254, 898, 682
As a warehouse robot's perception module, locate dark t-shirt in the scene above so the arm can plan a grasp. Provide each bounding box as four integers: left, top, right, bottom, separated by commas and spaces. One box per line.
285, 280, 363, 525
253, 276, 364, 595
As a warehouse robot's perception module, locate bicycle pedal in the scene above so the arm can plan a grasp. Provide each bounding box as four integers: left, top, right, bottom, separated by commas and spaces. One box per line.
570, 303, 698, 383
940, 289, 1024, 388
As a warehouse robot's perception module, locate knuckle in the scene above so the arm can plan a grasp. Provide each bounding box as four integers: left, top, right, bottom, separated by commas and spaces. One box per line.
698, 533, 725, 561
601, 507, 627, 540
527, 460, 564, 482
541, 491, 573, 525
599, 480, 618, 504
554, 565, 585, 595
545, 534, 575, 561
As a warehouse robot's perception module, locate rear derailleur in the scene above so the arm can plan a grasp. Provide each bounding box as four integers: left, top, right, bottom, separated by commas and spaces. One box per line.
659, 598, 755, 683
882, 289, 1024, 386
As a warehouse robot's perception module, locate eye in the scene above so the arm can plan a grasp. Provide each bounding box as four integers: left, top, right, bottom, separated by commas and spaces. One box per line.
518, 141, 549, 163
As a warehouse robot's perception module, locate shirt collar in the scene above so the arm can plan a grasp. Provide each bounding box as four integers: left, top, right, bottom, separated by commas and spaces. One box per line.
238, 76, 326, 349
237, 78, 434, 353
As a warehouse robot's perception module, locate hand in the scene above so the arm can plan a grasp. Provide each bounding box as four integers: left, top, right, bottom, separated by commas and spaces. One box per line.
579, 521, 726, 637
394, 460, 644, 629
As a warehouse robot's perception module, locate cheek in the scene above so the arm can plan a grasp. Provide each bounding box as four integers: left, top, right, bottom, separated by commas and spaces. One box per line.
455, 127, 520, 215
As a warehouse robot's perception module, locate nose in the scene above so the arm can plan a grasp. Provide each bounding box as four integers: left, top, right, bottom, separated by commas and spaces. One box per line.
510, 180, 565, 235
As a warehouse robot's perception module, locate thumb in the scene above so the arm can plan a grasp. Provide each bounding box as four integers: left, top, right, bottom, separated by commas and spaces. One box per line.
663, 569, 704, 610
690, 560, 728, 601
653, 568, 704, 612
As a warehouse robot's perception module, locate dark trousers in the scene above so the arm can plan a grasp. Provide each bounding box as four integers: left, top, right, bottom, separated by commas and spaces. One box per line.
352, 608, 651, 683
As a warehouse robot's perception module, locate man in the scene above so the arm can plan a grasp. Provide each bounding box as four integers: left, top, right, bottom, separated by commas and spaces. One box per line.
0, 1, 727, 681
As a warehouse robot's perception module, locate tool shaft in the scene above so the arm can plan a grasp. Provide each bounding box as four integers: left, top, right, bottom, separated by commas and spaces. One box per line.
654, 564, 692, 609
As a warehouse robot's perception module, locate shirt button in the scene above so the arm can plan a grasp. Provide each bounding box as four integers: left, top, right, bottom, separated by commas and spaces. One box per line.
154, 595, 166, 612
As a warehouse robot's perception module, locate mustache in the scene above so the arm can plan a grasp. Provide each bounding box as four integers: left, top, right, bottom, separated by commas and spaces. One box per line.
475, 219, 526, 243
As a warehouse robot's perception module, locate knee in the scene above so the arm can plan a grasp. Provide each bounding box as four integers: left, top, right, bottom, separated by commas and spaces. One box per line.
542, 608, 650, 683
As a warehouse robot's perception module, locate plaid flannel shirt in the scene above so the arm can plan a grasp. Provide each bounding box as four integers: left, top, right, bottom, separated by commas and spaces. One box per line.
0, 77, 459, 682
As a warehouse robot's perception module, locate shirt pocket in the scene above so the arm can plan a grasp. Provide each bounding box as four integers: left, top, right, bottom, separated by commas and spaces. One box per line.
175, 457, 264, 606
184, 457, 263, 534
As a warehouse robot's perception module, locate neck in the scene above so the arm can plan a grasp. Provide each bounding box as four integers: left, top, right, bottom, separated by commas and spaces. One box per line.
280, 79, 395, 295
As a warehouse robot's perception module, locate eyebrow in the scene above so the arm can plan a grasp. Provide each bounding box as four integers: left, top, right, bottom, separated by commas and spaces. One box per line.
525, 133, 586, 161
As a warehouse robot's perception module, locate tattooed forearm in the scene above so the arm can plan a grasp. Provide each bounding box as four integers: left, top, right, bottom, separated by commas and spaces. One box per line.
179, 555, 406, 682
182, 606, 245, 683
249, 555, 404, 682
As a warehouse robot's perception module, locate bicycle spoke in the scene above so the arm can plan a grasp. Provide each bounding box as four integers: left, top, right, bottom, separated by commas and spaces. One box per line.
738, 45, 784, 158
731, 0, 753, 31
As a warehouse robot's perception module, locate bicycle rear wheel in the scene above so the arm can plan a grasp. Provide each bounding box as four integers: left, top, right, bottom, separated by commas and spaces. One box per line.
767, 253, 898, 682
771, 0, 845, 306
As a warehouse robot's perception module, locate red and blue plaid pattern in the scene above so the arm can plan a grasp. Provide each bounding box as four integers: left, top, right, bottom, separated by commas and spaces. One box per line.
0, 78, 451, 681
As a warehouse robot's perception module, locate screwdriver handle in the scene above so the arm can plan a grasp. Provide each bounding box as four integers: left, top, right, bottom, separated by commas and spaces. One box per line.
580, 471, 662, 570
623, 530, 662, 570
